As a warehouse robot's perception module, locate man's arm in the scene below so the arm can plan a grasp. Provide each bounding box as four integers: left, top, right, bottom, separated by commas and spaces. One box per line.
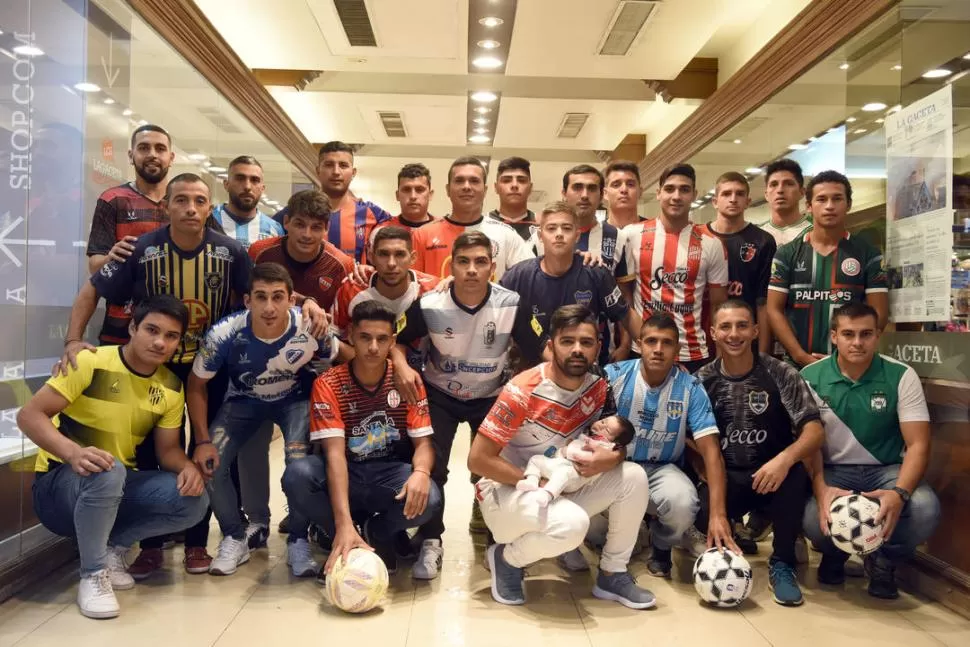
866, 291, 890, 332
752, 420, 824, 494
154, 426, 204, 496
756, 303, 772, 354
708, 284, 727, 314
322, 437, 371, 572
468, 390, 530, 484
766, 291, 814, 365
468, 433, 527, 486
56, 282, 102, 375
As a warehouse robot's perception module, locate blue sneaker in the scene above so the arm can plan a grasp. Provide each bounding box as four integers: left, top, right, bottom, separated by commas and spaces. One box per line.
769, 559, 803, 606
486, 544, 525, 605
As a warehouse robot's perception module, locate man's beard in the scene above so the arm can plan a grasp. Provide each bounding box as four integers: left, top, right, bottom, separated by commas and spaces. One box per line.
556, 353, 591, 377
135, 162, 168, 184
229, 192, 258, 213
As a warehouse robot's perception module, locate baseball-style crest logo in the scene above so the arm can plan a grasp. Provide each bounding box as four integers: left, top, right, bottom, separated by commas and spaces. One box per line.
602, 235, 616, 261
205, 272, 223, 291
870, 392, 888, 412
148, 385, 164, 406
483, 321, 496, 346
748, 391, 769, 415
285, 349, 304, 364
387, 389, 401, 408
740, 243, 756, 263
666, 400, 684, 420
841, 257, 861, 277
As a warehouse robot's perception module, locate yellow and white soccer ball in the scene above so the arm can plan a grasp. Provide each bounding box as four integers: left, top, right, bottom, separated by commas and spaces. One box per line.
326, 548, 389, 613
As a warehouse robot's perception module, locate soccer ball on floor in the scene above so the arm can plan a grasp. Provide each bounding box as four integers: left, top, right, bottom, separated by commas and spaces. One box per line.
326, 548, 389, 613
693, 548, 753, 608
828, 494, 884, 555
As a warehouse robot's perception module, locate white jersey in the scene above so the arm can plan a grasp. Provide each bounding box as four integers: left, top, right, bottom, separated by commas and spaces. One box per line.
761, 216, 812, 247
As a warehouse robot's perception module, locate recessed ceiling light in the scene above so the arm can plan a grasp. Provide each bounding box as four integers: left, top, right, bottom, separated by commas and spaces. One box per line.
887, 104, 902, 114
827, 127, 839, 133
207, 166, 227, 173
964, 53, 970, 60
853, 128, 868, 134
862, 102, 887, 112
74, 82, 100, 92
922, 68, 952, 79
875, 118, 885, 123
745, 167, 763, 175
217, 174, 228, 179
733, 139, 742, 144
477, 39, 501, 49
892, 64, 902, 71
474, 106, 491, 114
788, 143, 808, 150
12, 44, 44, 57
808, 136, 818, 142
103, 98, 115, 104
122, 108, 133, 116
479, 16, 504, 28
845, 116, 857, 123
474, 127, 488, 134
473, 117, 489, 125
472, 56, 503, 70
839, 62, 850, 70
188, 153, 208, 161
469, 134, 491, 144
471, 91, 498, 102
137, 119, 148, 126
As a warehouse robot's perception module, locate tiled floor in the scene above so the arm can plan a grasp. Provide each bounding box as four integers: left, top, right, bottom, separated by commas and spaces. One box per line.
3, 428, 969, 647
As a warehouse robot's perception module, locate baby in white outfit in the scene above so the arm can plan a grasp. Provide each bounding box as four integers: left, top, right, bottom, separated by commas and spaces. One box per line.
515, 415, 635, 506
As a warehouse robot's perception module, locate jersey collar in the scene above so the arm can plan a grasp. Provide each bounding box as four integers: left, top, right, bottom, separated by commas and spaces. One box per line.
450, 282, 491, 315
823, 351, 883, 385
444, 214, 484, 227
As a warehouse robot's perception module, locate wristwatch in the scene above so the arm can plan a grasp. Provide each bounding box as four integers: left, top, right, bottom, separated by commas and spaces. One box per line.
892, 486, 911, 503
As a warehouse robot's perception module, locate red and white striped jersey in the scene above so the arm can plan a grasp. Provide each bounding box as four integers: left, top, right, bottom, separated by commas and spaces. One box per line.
616, 219, 728, 362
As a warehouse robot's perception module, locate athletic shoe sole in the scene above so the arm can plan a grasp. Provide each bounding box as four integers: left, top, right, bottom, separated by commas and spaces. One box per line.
208, 553, 250, 576
79, 606, 120, 619
591, 585, 657, 610
109, 577, 135, 591
289, 563, 320, 578
486, 545, 524, 606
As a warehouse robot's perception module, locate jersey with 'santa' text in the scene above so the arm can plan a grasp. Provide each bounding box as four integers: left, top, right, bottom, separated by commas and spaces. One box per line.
605, 361, 718, 464
616, 219, 728, 362
695, 354, 820, 470
329, 198, 392, 264
249, 236, 352, 311
768, 230, 888, 356
478, 364, 614, 470
212, 204, 283, 249
193, 308, 338, 402
310, 362, 432, 463
91, 226, 252, 364
410, 216, 535, 280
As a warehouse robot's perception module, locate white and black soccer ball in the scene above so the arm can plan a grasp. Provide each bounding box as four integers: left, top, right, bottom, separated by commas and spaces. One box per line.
693, 547, 753, 608
828, 494, 884, 555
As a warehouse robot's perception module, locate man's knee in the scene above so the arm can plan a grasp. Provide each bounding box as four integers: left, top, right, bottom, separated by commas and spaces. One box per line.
178, 490, 210, 527
281, 456, 321, 496
618, 461, 650, 500
548, 501, 591, 547
82, 458, 127, 495
897, 484, 941, 543
283, 440, 309, 464
801, 498, 827, 547
652, 479, 698, 534
410, 481, 444, 528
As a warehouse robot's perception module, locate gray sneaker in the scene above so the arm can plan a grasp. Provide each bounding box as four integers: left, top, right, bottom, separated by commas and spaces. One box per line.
592, 570, 657, 610
487, 544, 525, 606
557, 548, 589, 572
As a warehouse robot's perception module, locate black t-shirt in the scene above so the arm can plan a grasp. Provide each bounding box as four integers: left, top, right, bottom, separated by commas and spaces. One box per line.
695, 353, 820, 470
499, 256, 629, 366
704, 222, 776, 312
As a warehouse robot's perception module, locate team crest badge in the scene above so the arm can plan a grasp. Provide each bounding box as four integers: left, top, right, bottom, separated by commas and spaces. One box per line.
748, 391, 769, 415
484, 321, 496, 346
285, 349, 304, 364
740, 243, 756, 263
148, 385, 163, 406
387, 389, 401, 408
318, 276, 333, 291
841, 258, 861, 277
204, 272, 223, 291
666, 400, 684, 420
870, 392, 887, 412
574, 290, 593, 306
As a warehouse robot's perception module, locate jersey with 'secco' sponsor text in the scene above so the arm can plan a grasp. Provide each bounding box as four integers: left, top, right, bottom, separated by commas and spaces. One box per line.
309, 362, 432, 463
768, 230, 888, 356
193, 308, 337, 402
616, 219, 728, 362
396, 284, 531, 401
410, 216, 535, 280
605, 361, 719, 464
477, 364, 614, 470
695, 354, 820, 470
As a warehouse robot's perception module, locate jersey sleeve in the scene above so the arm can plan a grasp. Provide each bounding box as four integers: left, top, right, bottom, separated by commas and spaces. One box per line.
509, 297, 539, 354
597, 268, 629, 322
191, 316, 237, 379
768, 242, 794, 294
331, 282, 354, 339
268, 219, 284, 237
231, 244, 254, 296
772, 360, 821, 432
506, 229, 536, 269
864, 245, 889, 294
757, 236, 778, 302
314, 330, 340, 364
704, 236, 729, 288
45, 350, 97, 403
158, 386, 186, 430
686, 380, 719, 441
615, 226, 636, 283
90, 255, 137, 304
309, 377, 345, 441
600, 380, 618, 419
478, 382, 530, 447
395, 299, 429, 346
406, 381, 433, 438
86, 198, 117, 256
897, 366, 930, 423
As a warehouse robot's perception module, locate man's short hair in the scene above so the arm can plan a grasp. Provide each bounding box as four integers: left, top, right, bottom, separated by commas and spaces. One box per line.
318, 141, 355, 160
712, 298, 755, 323
658, 163, 696, 189
132, 294, 188, 334
373, 225, 413, 252
715, 171, 750, 194
229, 155, 262, 171
807, 170, 853, 206
640, 312, 679, 340
131, 124, 171, 149
549, 305, 598, 339
610, 416, 636, 449
398, 162, 431, 185
351, 300, 397, 330
831, 301, 878, 330
765, 159, 804, 187
562, 164, 604, 192
604, 160, 641, 185
164, 173, 208, 200
285, 189, 332, 225
249, 262, 294, 294
452, 231, 492, 258
496, 156, 531, 178
448, 156, 487, 183
539, 200, 579, 223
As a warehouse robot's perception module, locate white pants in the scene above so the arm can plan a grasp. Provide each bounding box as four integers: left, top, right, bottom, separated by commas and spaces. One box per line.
477, 461, 649, 573
522, 455, 595, 498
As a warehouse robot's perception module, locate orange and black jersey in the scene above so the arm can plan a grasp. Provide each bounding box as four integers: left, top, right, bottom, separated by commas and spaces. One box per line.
91, 226, 251, 364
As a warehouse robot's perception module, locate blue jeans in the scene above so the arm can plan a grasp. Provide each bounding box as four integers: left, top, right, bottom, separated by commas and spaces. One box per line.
33, 459, 209, 576
208, 396, 310, 541
802, 463, 941, 563
281, 455, 442, 540
637, 462, 700, 551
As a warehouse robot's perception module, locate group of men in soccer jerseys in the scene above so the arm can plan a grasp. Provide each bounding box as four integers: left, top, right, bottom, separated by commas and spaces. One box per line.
15, 124, 941, 619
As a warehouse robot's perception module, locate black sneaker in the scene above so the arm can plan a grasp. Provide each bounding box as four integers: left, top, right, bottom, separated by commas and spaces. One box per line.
735, 535, 759, 556
817, 553, 848, 585
245, 523, 269, 550
741, 511, 773, 542
277, 513, 290, 535
646, 547, 672, 578
309, 525, 333, 552
393, 531, 417, 561
864, 552, 899, 600
363, 518, 398, 575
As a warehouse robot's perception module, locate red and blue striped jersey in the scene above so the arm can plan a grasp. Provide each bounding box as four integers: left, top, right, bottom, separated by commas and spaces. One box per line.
329, 198, 392, 264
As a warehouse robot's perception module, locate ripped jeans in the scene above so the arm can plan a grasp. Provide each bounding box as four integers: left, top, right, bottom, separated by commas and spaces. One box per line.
208, 396, 310, 541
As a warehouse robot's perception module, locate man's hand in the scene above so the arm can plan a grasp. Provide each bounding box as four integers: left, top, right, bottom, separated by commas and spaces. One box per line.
751, 454, 793, 494
68, 445, 116, 477
325, 525, 373, 574
796, 352, 827, 367
107, 236, 138, 264
351, 264, 375, 288
192, 443, 219, 478
706, 514, 741, 553
396, 470, 431, 519
433, 276, 454, 294
862, 489, 903, 539
393, 363, 423, 405
54, 340, 96, 377
300, 299, 330, 337
580, 251, 606, 268
572, 444, 622, 478
609, 344, 631, 364
176, 463, 206, 497
816, 484, 853, 536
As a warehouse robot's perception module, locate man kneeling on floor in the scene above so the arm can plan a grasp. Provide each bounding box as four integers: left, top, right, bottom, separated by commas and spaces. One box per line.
282, 301, 442, 578
468, 304, 655, 609
18, 295, 208, 619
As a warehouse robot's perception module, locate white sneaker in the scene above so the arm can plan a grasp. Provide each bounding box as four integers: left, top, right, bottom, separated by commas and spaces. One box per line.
209, 536, 250, 575
287, 539, 320, 577
795, 535, 809, 564
680, 526, 707, 559
105, 546, 135, 590
557, 548, 589, 572
412, 539, 443, 580
78, 570, 119, 619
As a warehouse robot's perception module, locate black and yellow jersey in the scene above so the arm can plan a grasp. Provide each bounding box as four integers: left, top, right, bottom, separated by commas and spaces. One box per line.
91, 226, 252, 363
35, 346, 184, 473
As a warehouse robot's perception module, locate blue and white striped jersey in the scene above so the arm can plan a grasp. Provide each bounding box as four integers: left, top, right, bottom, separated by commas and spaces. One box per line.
213, 204, 283, 249
605, 361, 718, 463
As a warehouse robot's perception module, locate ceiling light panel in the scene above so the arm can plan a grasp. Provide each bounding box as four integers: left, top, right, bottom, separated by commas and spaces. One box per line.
466, 0, 516, 75
598, 1, 658, 56
557, 113, 590, 139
